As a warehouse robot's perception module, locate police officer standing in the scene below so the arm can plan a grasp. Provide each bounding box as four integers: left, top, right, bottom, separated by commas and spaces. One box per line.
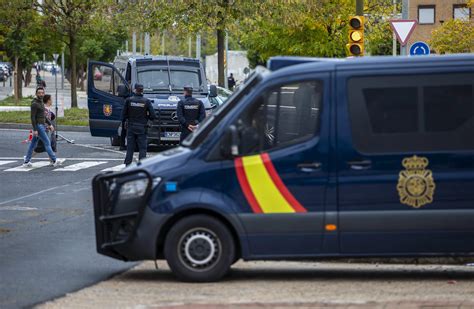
177, 86, 205, 143
121, 83, 156, 166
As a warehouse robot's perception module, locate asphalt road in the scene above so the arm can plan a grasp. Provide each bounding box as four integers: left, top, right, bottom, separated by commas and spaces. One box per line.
0, 129, 141, 308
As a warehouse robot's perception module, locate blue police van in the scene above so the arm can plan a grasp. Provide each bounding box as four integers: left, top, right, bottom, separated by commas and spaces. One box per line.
87, 55, 218, 146
92, 54, 474, 282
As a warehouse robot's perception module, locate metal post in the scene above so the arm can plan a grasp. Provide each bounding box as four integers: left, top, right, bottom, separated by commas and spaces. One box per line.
401, 0, 409, 55
393, 0, 397, 56
188, 36, 192, 57
140, 33, 143, 54
161, 32, 165, 55
125, 40, 129, 53
53, 53, 59, 139
224, 31, 229, 89
132, 32, 137, 56
61, 52, 64, 90
196, 34, 201, 60
144, 33, 150, 55
356, 0, 363, 15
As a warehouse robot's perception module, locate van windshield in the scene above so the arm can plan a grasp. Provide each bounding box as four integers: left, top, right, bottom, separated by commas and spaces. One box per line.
183, 67, 268, 148
137, 68, 202, 92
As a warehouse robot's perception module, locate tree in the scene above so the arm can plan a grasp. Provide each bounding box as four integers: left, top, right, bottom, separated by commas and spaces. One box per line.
430, 19, 474, 54
238, 0, 397, 66
35, 0, 98, 108
119, 0, 256, 87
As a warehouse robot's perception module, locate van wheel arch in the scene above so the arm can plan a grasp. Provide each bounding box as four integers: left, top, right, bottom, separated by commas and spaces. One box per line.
156, 208, 242, 263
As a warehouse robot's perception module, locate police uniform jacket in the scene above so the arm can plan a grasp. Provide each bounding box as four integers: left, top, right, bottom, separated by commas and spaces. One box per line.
121, 93, 156, 129
177, 96, 205, 128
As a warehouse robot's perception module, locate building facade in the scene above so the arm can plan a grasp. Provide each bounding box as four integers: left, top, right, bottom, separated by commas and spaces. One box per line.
407, 0, 472, 49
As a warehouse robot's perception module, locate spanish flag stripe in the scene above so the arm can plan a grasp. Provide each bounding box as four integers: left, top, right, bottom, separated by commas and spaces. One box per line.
241, 154, 295, 213
235, 157, 263, 214
260, 153, 307, 213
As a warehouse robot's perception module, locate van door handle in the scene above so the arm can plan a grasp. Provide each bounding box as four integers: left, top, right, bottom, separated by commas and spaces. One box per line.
347, 160, 372, 170
297, 162, 322, 172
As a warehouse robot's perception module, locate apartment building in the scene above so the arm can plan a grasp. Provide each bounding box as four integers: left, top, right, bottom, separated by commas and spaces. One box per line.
407, 0, 472, 48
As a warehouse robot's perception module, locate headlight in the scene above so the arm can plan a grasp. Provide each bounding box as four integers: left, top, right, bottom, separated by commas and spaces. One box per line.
118, 177, 161, 200
119, 178, 148, 200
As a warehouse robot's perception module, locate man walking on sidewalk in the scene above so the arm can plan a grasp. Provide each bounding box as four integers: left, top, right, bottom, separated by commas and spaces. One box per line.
22, 87, 62, 167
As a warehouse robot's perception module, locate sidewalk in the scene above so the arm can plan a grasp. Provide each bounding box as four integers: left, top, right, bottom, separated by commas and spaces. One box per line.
39, 261, 474, 309
0, 71, 87, 109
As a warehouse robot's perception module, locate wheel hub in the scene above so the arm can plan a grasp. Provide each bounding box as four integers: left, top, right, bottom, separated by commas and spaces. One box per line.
181, 229, 219, 268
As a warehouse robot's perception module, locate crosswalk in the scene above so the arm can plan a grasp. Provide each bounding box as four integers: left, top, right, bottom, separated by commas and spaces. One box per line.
0, 158, 126, 173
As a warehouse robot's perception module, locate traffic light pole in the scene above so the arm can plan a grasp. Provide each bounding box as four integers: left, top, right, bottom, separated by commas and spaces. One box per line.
356, 0, 363, 15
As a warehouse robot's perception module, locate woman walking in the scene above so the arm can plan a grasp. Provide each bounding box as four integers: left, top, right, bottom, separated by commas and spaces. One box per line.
33, 94, 57, 156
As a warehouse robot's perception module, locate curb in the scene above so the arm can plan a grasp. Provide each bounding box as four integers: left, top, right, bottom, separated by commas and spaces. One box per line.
0, 122, 89, 132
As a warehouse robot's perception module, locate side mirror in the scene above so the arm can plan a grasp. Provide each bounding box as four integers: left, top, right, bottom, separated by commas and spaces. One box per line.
209, 84, 218, 98
117, 84, 130, 98
221, 124, 240, 158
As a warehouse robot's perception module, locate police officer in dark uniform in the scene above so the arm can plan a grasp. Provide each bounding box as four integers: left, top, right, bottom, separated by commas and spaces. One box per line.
177, 86, 205, 143
121, 83, 156, 166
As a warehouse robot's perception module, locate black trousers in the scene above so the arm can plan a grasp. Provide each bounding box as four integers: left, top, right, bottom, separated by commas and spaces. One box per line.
124, 124, 147, 165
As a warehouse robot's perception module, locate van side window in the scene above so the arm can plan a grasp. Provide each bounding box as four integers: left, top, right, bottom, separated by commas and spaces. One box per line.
92, 64, 114, 95
348, 73, 474, 153
238, 81, 322, 155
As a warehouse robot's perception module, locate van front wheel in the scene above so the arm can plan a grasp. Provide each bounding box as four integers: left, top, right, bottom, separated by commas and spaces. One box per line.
164, 215, 235, 282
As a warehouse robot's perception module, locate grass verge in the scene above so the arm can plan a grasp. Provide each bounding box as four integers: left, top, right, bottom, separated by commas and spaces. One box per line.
0, 95, 34, 106
0, 108, 89, 126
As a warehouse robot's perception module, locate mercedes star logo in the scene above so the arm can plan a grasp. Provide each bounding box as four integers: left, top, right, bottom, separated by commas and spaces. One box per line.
171, 112, 178, 122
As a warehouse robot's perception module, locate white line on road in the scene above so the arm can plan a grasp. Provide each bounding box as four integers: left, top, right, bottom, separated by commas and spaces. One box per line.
0, 157, 124, 161
5, 161, 51, 172
0, 206, 38, 211
0, 160, 16, 166
71, 143, 126, 156
101, 164, 126, 172
0, 184, 70, 206
53, 161, 107, 172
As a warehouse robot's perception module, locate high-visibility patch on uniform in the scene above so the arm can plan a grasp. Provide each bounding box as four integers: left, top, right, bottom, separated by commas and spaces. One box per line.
235, 153, 307, 214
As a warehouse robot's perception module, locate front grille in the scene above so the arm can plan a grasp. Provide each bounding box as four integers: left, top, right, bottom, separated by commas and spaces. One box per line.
157, 109, 179, 125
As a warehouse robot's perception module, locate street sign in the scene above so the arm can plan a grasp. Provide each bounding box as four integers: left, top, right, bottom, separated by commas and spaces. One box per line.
389, 20, 417, 46
410, 41, 430, 56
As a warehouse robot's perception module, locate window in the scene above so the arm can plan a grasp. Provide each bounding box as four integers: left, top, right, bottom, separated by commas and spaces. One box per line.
348, 73, 474, 153
92, 64, 127, 96
236, 81, 323, 155
418, 5, 435, 24
454, 4, 470, 21
93, 64, 114, 95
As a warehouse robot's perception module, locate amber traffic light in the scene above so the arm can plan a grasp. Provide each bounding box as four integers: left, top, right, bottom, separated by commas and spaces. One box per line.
347, 16, 364, 57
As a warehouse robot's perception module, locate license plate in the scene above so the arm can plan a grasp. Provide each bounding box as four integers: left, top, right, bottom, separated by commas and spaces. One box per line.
161, 132, 181, 141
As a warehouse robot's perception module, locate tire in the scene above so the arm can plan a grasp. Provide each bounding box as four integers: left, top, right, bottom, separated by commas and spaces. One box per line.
164, 215, 235, 282
110, 135, 120, 146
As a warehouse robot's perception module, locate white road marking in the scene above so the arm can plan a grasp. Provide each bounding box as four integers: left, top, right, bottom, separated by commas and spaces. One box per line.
101, 164, 126, 172
0, 160, 16, 166
71, 143, 126, 155
0, 184, 71, 206
0, 206, 38, 211
5, 161, 51, 172
53, 161, 107, 172
0, 157, 123, 161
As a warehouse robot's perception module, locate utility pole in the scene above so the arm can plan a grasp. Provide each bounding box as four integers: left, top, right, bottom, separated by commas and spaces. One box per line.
132, 32, 137, 56
356, 0, 363, 15
196, 34, 201, 60
401, 0, 409, 55
393, 0, 397, 56
188, 36, 192, 57
161, 32, 165, 55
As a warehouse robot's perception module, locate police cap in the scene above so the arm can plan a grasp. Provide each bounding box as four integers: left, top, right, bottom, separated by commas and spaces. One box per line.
183, 85, 193, 92
134, 83, 144, 91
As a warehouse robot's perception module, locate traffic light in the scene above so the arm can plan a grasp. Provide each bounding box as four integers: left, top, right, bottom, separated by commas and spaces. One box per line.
347, 16, 364, 57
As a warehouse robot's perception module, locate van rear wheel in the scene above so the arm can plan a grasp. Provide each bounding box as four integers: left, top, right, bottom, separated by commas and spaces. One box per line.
164, 215, 235, 282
